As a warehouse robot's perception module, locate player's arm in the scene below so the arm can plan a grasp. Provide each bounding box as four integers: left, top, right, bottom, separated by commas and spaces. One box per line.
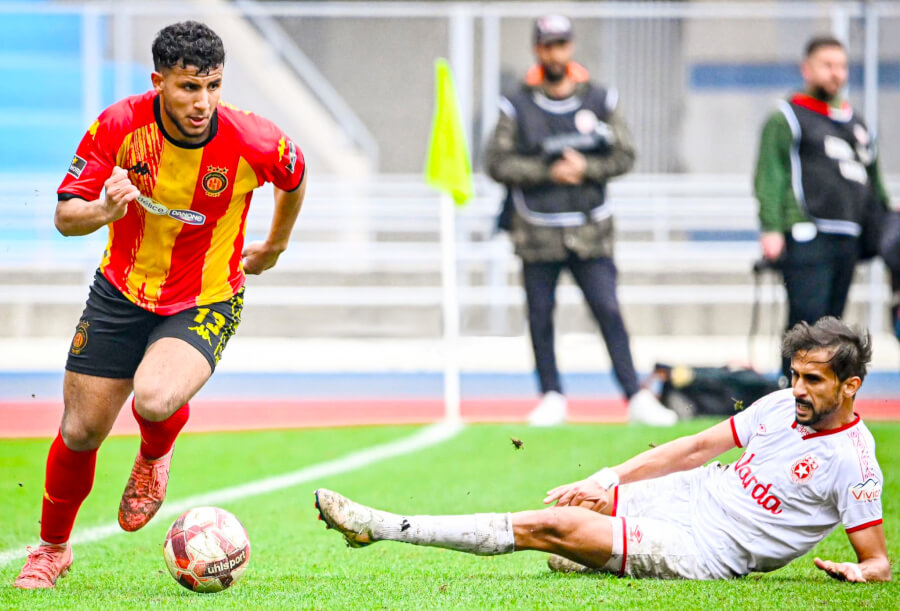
55, 167, 138, 236
485, 108, 552, 187
242, 171, 307, 275
814, 523, 891, 582
754, 111, 793, 261
545, 418, 736, 508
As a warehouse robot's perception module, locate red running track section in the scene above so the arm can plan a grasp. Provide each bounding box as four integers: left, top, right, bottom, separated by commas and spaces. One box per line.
2, 398, 900, 438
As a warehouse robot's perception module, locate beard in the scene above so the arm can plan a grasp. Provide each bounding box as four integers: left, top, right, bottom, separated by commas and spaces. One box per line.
164, 103, 207, 139
810, 84, 840, 102
795, 397, 839, 427
542, 63, 567, 83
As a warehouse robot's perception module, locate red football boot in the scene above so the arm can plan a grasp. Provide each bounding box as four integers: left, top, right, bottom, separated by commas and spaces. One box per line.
14, 544, 73, 589
118, 449, 172, 532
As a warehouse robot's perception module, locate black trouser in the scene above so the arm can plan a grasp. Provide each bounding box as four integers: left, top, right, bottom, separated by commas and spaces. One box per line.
780, 232, 859, 377
522, 253, 640, 399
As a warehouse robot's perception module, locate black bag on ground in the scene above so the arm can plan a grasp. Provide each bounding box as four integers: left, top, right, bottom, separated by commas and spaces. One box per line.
650, 363, 781, 419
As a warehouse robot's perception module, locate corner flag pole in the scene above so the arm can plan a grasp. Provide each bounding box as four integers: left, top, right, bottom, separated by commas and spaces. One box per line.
424, 59, 474, 425
439, 192, 461, 423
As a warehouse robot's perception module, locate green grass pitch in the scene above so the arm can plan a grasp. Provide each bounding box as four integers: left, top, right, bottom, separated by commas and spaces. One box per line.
1, 421, 897, 609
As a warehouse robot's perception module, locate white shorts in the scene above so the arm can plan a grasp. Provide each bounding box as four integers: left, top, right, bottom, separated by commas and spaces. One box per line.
602, 465, 729, 580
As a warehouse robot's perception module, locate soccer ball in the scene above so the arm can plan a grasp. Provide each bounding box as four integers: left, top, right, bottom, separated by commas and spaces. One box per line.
163, 506, 251, 593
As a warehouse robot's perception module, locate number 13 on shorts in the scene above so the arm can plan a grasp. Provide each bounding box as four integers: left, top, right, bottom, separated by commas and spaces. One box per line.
189, 307, 227, 344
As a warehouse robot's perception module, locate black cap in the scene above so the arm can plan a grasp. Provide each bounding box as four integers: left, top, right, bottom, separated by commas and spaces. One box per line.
533, 15, 573, 45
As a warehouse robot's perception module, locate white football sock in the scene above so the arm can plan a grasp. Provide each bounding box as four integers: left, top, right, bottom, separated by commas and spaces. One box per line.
371, 510, 515, 556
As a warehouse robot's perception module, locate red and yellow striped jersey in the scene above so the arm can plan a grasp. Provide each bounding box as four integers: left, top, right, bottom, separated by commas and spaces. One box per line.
58, 90, 305, 314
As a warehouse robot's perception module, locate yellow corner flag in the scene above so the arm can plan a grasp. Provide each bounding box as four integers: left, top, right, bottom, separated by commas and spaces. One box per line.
425, 58, 473, 206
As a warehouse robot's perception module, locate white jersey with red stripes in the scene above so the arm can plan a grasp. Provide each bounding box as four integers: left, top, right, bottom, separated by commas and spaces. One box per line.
694, 388, 883, 576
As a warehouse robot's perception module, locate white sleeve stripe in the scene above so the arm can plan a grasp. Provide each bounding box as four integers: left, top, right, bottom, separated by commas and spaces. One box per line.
498, 96, 516, 119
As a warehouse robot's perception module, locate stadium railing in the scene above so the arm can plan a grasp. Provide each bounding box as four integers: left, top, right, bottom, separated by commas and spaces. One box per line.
0, 173, 895, 337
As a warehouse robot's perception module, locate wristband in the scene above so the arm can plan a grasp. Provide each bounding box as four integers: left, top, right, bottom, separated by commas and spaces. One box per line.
588, 467, 620, 490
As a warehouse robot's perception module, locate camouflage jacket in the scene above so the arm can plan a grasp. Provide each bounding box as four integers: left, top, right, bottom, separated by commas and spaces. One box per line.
485, 81, 635, 262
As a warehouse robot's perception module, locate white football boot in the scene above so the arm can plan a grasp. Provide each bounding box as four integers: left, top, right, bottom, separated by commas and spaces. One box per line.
315, 488, 377, 548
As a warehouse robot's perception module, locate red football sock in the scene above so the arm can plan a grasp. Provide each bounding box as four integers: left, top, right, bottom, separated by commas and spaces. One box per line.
40, 432, 97, 544
132, 399, 190, 460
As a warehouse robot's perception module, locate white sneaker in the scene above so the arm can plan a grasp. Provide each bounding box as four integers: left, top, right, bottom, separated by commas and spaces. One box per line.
627, 389, 677, 427
528, 391, 567, 427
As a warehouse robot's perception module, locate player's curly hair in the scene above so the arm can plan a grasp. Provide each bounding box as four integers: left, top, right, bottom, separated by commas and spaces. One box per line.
152, 21, 225, 74
782, 317, 872, 382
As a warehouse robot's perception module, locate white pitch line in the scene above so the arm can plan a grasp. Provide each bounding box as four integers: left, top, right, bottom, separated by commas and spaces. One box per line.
0, 420, 463, 568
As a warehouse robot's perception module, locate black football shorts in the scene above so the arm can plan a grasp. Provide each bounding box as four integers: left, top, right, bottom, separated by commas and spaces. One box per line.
65, 270, 244, 378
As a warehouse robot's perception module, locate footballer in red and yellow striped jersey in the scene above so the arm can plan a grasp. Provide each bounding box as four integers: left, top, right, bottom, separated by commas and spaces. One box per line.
59, 89, 304, 314
15, 21, 307, 590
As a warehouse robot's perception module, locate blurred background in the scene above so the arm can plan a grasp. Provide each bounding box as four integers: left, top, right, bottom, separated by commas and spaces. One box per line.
1, 0, 898, 428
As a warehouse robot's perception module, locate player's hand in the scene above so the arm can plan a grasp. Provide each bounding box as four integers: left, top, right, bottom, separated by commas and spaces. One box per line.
543, 478, 610, 512
242, 241, 284, 275
760, 231, 785, 261
814, 557, 866, 582
103, 166, 140, 223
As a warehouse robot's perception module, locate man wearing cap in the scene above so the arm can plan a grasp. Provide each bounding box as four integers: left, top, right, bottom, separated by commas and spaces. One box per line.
486, 15, 676, 427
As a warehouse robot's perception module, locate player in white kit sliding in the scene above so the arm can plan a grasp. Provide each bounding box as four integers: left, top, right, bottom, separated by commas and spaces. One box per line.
316, 317, 890, 581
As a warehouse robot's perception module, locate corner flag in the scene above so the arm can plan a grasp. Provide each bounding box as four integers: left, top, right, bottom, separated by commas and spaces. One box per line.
425, 59, 473, 206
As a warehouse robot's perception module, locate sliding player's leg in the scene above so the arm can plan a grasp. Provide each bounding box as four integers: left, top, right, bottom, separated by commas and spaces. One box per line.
315, 489, 619, 571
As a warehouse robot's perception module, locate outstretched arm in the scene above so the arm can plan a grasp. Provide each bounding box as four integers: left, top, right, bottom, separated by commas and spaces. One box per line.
545, 418, 737, 508
815, 524, 891, 582
242, 172, 307, 275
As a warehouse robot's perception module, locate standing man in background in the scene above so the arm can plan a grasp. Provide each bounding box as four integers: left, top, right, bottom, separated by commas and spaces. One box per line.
15, 21, 307, 589
486, 15, 676, 427
754, 35, 890, 380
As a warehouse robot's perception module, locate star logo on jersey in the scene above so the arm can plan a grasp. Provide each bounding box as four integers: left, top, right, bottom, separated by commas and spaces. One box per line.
202, 166, 229, 197
790, 455, 819, 484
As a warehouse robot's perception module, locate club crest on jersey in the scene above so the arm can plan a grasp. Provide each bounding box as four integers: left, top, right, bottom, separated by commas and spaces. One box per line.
68, 155, 87, 178
790, 455, 819, 483
202, 166, 228, 197
849, 478, 882, 503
